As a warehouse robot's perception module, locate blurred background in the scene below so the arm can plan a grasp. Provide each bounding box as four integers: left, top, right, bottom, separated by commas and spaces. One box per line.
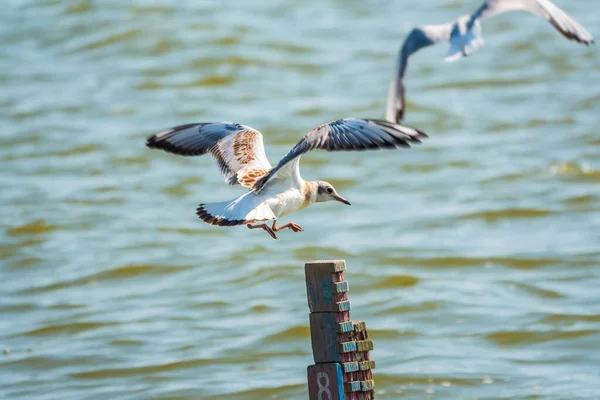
1, 0, 599, 399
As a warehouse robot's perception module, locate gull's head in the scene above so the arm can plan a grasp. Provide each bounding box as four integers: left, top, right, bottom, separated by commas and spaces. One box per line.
315, 181, 351, 206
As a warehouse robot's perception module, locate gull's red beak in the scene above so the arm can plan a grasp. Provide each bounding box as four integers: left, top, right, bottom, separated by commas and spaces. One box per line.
333, 195, 351, 206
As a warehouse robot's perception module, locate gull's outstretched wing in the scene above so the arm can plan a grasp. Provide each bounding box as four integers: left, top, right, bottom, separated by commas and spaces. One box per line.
146, 123, 272, 187
252, 119, 428, 193
386, 23, 454, 123
470, 0, 594, 44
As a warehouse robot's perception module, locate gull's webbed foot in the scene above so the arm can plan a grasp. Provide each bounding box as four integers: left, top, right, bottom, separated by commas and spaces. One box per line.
247, 223, 278, 239
272, 221, 304, 233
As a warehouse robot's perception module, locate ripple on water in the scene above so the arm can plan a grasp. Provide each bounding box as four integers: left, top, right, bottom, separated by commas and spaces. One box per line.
209, 35, 241, 47
0, 303, 38, 313
64, 197, 125, 206
292, 246, 351, 260
481, 171, 533, 185
506, 281, 564, 299
525, 116, 575, 128
18, 321, 120, 337
130, 5, 176, 16
263, 41, 314, 54
155, 226, 218, 236
508, 41, 536, 53
146, 38, 185, 56
551, 162, 600, 182
136, 75, 235, 91
573, 94, 600, 111
109, 339, 145, 347
458, 207, 554, 222
229, 263, 300, 286
295, 106, 324, 117
224, 245, 271, 264
188, 300, 231, 310
21, 264, 193, 294
249, 303, 274, 313
260, 325, 310, 343
372, 300, 444, 316
563, 193, 598, 207
378, 256, 563, 269
204, 384, 305, 400
539, 313, 600, 326
65, 28, 143, 54
326, 178, 357, 190
0, 238, 45, 262
187, 56, 268, 69
0, 134, 43, 146
63, 0, 93, 15
6, 220, 59, 237
12, 256, 44, 268
1, 355, 97, 371
373, 274, 420, 289
111, 156, 149, 166
425, 76, 547, 91
161, 183, 191, 197
368, 328, 419, 340
375, 373, 482, 387
52, 144, 104, 157
486, 329, 600, 346
70, 358, 221, 379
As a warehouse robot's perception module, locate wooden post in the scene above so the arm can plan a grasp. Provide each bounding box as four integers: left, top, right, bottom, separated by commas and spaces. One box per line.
306, 260, 376, 400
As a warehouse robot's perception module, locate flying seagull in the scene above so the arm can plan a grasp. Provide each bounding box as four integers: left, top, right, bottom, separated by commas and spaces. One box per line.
386, 0, 594, 123
147, 118, 427, 239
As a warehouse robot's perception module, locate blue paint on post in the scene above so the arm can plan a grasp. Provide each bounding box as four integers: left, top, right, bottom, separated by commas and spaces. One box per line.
337, 321, 353, 333
337, 301, 351, 312
324, 317, 337, 361
342, 362, 359, 373
321, 278, 332, 302
339, 341, 357, 353
335, 363, 344, 400
334, 281, 349, 293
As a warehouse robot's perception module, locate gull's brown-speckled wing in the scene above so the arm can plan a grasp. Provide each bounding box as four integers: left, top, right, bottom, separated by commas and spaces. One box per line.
252, 118, 428, 193
470, 0, 594, 45
146, 122, 272, 187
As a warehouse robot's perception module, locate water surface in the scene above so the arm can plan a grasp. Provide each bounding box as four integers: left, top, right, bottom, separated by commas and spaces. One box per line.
1, 1, 599, 399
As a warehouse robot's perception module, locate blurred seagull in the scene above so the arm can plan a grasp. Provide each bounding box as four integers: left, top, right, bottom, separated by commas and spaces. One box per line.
147, 119, 427, 239
386, 0, 594, 123
386, 15, 476, 124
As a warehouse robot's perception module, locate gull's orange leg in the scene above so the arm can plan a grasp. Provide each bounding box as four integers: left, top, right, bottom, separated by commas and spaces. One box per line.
247, 223, 278, 239
272, 221, 304, 233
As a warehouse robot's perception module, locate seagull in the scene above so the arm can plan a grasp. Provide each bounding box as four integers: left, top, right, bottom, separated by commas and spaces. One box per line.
146, 119, 427, 239
386, 0, 594, 123
386, 15, 476, 124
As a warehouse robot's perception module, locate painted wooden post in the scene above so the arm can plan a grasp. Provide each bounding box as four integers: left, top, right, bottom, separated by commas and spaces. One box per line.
306, 260, 376, 400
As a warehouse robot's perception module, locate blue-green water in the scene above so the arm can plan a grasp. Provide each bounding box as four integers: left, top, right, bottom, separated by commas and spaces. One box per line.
1, 1, 599, 399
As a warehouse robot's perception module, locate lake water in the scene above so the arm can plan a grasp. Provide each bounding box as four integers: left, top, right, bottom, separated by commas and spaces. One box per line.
1, 1, 599, 399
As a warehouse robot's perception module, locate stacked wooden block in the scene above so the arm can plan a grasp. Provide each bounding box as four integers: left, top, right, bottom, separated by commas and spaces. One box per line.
305, 260, 376, 400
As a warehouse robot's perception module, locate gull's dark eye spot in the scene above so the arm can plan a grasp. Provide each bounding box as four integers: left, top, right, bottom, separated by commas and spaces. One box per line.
327, 187, 333, 194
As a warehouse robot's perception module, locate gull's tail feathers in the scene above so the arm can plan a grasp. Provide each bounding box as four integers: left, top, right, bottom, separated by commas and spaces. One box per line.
196, 192, 275, 226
